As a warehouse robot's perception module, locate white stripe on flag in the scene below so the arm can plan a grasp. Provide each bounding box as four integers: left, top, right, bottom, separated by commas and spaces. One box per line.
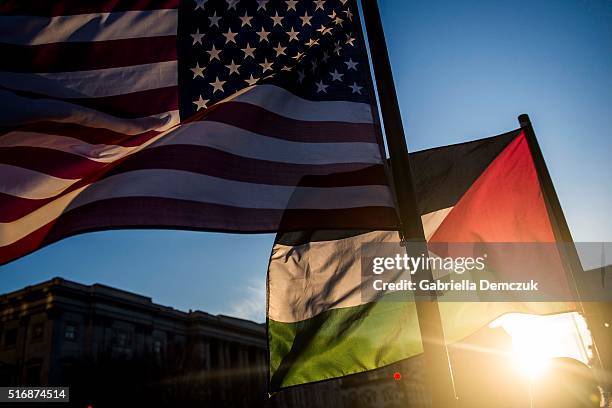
0, 10, 178, 45
0, 132, 142, 162
0, 61, 178, 98
422, 207, 453, 241
268, 231, 401, 323
155, 121, 383, 165
0, 164, 78, 200
1, 121, 382, 165
0, 90, 179, 133
230, 85, 374, 124
0, 171, 395, 246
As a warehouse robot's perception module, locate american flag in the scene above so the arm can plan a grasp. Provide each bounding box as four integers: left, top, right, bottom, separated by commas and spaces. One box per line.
0, 0, 398, 264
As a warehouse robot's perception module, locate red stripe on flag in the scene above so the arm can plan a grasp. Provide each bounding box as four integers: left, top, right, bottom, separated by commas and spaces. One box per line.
104, 147, 388, 186
203, 101, 379, 143
0, 147, 107, 179
8, 86, 179, 118
0, 0, 179, 16
0, 37, 177, 73
0, 199, 398, 265
71, 86, 179, 118
2, 123, 164, 147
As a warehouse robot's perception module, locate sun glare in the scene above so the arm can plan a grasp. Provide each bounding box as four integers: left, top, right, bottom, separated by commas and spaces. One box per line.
511, 337, 551, 379
490, 312, 592, 380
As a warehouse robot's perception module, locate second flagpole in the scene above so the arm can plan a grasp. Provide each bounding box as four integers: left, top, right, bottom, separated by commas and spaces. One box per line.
359, 1, 457, 407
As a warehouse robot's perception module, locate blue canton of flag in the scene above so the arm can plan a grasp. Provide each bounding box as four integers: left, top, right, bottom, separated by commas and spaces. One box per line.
178, 0, 370, 118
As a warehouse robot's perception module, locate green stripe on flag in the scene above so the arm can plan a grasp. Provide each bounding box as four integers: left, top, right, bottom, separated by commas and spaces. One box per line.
268, 298, 422, 390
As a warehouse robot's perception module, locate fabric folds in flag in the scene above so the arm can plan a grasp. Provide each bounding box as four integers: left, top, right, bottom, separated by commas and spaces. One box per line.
267, 129, 575, 390
0, 0, 398, 264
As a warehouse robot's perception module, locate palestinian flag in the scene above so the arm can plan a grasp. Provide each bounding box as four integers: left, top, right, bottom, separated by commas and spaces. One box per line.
267, 128, 575, 390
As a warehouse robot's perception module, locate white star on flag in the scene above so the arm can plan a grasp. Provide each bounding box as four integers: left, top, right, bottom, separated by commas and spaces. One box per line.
273, 43, 287, 56
349, 82, 363, 94
311, 59, 318, 72
207, 45, 222, 61
240, 12, 253, 27
257, 0, 269, 11
285, 0, 298, 11
306, 38, 319, 47
225, 60, 241, 75
286, 27, 300, 42
345, 58, 358, 70
300, 12, 312, 26
315, 80, 329, 93
190, 62, 205, 78
208, 12, 221, 27
245, 74, 259, 86
209, 76, 226, 93
317, 25, 333, 35
194, 0, 207, 11
223, 28, 238, 44
329, 69, 343, 81
191, 28, 205, 46
314, 0, 326, 11
242, 43, 256, 58
192, 95, 209, 110
259, 58, 274, 72
271, 12, 284, 27
256, 28, 270, 42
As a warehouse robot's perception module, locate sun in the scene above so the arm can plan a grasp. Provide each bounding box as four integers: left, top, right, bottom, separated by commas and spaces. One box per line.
490, 312, 592, 380
510, 337, 551, 379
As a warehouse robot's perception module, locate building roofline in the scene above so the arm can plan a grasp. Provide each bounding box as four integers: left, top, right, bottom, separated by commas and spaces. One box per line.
0, 277, 264, 335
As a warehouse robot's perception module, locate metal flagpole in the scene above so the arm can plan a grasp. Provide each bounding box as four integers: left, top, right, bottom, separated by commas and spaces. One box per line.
360, 1, 457, 406
518, 113, 609, 398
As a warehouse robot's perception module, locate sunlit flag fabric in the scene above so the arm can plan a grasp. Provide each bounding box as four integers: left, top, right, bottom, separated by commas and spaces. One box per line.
267, 129, 574, 390
0, 0, 398, 264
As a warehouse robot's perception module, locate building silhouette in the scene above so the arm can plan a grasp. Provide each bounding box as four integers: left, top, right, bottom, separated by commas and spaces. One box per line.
0, 278, 428, 407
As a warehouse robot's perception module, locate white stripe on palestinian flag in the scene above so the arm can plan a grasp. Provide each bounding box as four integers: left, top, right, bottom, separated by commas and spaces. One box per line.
422, 207, 453, 241
0, 61, 178, 98
268, 208, 451, 323
269, 230, 401, 323
0, 9, 178, 45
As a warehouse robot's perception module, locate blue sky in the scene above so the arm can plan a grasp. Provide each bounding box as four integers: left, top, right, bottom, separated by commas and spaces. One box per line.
1, 0, 611, 322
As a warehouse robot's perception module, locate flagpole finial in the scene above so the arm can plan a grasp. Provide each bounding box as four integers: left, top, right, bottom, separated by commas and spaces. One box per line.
518, 113, 531, 127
